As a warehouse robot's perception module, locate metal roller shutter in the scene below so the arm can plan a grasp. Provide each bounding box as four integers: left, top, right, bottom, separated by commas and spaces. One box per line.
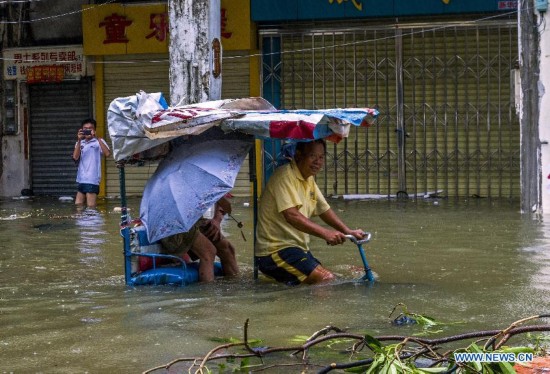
103, 54, 169, 197
222, 50, 251, 197
269, 20, 519, 199
29, 80, 92, 196
278, 29, 397, 196
103, 52, 251, 197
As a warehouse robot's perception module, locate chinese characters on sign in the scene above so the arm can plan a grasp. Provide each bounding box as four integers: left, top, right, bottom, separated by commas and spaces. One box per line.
497, 1, 517, 9
97, 11, 232, 45
2, 46, 85, 81
100, 13, 133, 44
221, 9, 233, 39
146, 13, 168, 41
212, 38, 222, 77
26, 66, 65, 84
83, 2, 249, 54
328, 0, 363, 11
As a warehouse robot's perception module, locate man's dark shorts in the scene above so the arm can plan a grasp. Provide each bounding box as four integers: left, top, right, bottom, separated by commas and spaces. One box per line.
77, 183, 99, 194
257, 247, 321, 286
159, 222, 200, 257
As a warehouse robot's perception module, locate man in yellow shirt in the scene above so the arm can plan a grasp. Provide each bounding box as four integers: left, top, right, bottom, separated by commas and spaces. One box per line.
256, 139, 365, 285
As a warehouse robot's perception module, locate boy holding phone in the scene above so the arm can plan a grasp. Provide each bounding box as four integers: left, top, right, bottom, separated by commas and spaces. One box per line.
72, 118, 111, 208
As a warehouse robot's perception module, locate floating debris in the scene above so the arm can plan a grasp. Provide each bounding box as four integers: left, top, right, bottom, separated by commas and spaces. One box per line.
33, 222, 73, 232
0, 213, 31, 220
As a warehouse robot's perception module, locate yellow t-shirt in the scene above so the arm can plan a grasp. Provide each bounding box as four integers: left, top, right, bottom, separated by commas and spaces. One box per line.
256, 159, 330, 256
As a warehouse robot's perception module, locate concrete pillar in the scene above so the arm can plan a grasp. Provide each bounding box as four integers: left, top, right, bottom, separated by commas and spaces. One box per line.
518, 0, 542, 213
538, 6, 550, 213
168, 0, 222, 106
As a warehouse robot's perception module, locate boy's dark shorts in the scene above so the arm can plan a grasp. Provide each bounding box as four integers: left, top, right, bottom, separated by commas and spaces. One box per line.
77, 183, 100, 194
257, 247, 321, 286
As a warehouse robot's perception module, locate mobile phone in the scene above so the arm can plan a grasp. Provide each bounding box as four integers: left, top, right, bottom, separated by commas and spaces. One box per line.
82, 129, 92, 135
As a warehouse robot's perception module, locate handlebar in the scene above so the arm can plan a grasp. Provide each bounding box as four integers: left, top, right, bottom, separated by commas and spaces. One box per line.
345, 232, 371, 245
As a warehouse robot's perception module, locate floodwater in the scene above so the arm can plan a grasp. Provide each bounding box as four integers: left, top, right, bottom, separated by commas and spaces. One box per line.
0, 196, 549, 373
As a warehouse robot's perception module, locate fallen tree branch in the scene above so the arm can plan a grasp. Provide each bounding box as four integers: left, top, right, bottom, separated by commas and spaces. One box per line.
143, 319, 550, 374
196, 341, 246, 373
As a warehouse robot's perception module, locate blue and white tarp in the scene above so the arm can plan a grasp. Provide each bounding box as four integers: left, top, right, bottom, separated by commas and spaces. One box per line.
107, 91, 378, 162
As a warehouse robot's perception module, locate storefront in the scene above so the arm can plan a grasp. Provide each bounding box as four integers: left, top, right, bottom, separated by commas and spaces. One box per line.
1, 45, 92, 197
253, 0, 520, 199
82, 0, 257, 198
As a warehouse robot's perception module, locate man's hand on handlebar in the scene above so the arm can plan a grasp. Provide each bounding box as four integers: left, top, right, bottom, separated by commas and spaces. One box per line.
323, 230, 348, 246
345, 231, 371, 245
347, 229, 366, 240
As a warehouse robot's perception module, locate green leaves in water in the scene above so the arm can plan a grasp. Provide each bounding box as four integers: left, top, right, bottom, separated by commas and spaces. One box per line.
525, 332, 550, 355
217, 356, 262, 372
208, 336, 262, 345
389, 303, 463, 335
351, 335, 448, 374
289, 335, 311, 343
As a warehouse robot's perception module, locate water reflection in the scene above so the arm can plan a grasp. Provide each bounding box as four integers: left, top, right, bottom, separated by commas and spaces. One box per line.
520, 215, 550, 296
75, 207, 107, 265
0, 197, 549, 372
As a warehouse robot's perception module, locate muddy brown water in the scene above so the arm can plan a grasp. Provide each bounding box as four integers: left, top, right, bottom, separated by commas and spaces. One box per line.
0, 196, 549, 372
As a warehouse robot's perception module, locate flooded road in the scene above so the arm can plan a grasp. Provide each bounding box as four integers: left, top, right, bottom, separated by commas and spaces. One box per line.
1, 196, 549, 373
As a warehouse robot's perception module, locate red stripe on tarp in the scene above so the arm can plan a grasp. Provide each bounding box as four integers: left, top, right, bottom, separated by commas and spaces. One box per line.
325, 133, 344, 143
269, 120, 316, 139
151, 107, 216, 124
360, 118, 373, 128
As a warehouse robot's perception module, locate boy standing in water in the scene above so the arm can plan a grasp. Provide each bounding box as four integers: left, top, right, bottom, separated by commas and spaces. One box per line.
72, 118, 111, 208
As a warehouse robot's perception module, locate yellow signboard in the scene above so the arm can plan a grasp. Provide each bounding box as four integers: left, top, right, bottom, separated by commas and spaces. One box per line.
83, 2, 252, 56
221, 0, 255, 51
83, 4, 168, 55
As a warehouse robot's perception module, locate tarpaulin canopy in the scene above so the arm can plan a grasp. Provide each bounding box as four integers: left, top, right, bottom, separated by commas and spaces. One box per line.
107, 91, 379, 162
